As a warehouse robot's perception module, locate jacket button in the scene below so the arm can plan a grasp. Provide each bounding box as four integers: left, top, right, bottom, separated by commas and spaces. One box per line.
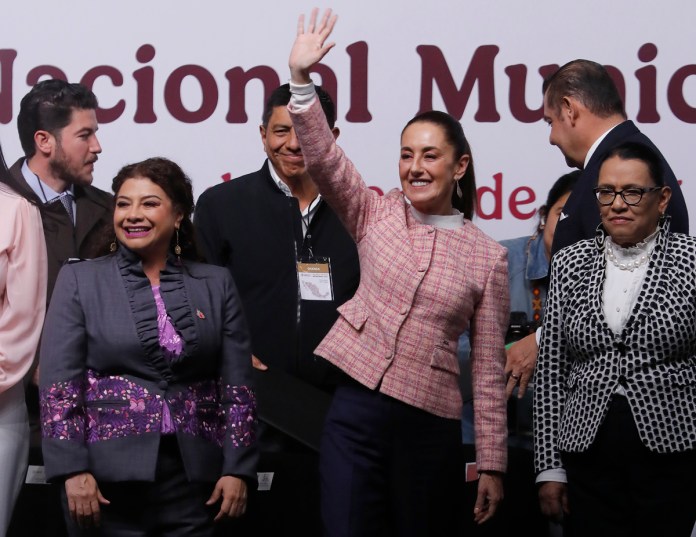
158, 381, 168, 390
618, 375, 628, 388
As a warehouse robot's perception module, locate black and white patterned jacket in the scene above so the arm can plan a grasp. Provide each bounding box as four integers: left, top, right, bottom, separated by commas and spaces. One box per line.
534, 217, 696, 473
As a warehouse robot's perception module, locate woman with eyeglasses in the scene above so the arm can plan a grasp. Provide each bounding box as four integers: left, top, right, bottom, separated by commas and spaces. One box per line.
534, 141, 696, 536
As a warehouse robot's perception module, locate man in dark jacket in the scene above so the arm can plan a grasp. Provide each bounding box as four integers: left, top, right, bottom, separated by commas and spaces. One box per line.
542, 59, 688, 254
195, 84, 359, 536
1, 79, 112, 537
3, 79, 113, 301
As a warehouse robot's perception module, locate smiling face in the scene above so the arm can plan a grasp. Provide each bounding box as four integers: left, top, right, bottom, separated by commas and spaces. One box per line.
49, 108, 102, 186
260, 105, 306, 182
114, 177, 183, 264
399, 121, 469, 216
597, 155, 671, 247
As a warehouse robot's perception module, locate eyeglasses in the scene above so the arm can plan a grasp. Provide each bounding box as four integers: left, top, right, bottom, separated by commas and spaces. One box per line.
593, 186, 663, 206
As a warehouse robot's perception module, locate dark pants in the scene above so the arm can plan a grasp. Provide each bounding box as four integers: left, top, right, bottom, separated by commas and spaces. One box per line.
562, 396, 696, 537
63, 436, 216, 537
320, 382, 463, 537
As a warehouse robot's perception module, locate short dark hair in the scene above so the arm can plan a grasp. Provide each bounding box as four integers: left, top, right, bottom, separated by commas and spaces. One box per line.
112, 157, 199, 260
17, 79, 99, 158
402, 111, 477, 220
599, 142, 664, 187
261, 83, 336, 128
543, 59, 626, 119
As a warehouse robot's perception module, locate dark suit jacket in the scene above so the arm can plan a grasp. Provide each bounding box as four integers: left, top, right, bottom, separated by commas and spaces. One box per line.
3, 158, 113, 302
534, 218, 696, 474
39, 247, 258, 484
551, 121, 689, 255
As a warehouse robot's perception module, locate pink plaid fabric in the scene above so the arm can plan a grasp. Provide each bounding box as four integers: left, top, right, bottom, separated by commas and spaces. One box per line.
290, 99, 510, 471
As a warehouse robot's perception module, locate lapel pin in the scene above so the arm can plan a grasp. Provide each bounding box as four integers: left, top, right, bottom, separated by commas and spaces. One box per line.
196, 309, 206, 319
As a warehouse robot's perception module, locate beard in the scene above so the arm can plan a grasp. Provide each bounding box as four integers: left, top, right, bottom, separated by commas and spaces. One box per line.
49, 142, 95, 187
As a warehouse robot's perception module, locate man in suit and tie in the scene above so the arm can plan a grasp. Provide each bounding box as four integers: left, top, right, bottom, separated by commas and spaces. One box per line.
1, 79, 112, 537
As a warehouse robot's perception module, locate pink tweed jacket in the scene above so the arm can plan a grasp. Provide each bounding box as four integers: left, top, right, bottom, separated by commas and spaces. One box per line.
290, 99, 509, 471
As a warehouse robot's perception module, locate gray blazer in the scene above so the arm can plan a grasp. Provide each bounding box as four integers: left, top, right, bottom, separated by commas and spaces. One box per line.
534, 217, 696, 474
39, 246, 258, 484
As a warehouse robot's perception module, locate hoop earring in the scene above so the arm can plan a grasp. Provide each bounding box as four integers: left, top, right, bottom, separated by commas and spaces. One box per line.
109, 241, 117, 253
174, 229, 182, 257
539, 217, 546, 230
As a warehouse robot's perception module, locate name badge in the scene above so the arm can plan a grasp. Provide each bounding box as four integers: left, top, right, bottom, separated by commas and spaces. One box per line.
297, 260, 333, 301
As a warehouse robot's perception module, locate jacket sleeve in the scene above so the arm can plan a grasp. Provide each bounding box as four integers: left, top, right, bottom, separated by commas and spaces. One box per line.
533, 252, 571, 474
39, 264, 90, 481
289, 97, 385, 243
218, 270, 258, 482
0, 197, 47, 394
470, 248, 510, 473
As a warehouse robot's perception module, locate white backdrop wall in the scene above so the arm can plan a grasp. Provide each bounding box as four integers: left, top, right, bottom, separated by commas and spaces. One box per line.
2, 1, 694, 239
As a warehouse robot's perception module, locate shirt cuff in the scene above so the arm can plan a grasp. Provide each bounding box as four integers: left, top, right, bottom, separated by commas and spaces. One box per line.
535, 326, 542, 346
289, 81, 316, 110
535, 468, 567, 484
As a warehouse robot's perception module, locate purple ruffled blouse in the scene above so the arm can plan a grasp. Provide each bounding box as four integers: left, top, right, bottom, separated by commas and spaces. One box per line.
152, 285, 183, 434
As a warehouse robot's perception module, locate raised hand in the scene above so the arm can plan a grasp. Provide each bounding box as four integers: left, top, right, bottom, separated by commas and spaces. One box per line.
289, 8, 338, 84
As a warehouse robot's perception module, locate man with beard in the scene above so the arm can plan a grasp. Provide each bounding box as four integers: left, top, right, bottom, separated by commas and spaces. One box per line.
1, 79, 112, 537
3, 79, 112, 300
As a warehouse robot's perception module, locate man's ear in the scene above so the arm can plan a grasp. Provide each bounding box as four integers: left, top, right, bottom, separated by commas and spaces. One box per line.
331, 126, 340, 140
34, 130, 55, 157
563, 96, 581, 125
259, 124, 267, 144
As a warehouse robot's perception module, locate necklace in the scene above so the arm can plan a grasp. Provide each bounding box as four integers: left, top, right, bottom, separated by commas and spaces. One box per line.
604, 240, 653, 271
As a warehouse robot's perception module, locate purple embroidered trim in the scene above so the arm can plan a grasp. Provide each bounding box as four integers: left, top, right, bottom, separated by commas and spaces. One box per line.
221, 384, 257, 448
40, 378, 85, 441
168, 380, 222, 445
83, 372, 162, 443
41, 372, 256, 448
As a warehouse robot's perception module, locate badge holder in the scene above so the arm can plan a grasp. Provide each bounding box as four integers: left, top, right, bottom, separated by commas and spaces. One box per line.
297, 234, 334, 301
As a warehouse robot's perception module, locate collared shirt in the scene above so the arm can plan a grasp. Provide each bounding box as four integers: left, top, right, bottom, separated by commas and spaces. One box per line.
22, 160, 76, 224
603, 231, 657, 337
267, 161, 321, 237
583, 122, 623, 169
